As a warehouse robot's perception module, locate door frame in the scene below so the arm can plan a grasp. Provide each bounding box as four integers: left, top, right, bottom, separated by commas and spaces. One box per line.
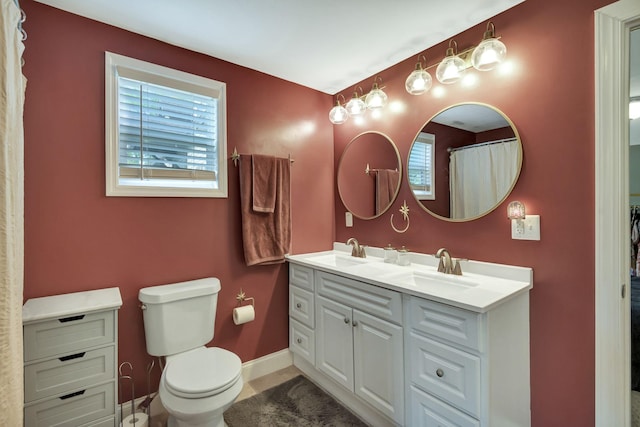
595, 1, 640, 425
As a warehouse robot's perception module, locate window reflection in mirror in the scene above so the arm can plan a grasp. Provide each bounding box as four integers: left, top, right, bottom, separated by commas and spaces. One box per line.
408, 103, 522, 222
338, 131, 401, 219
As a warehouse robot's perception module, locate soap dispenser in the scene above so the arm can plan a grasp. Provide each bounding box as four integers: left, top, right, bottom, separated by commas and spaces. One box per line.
383, 244, 397, 264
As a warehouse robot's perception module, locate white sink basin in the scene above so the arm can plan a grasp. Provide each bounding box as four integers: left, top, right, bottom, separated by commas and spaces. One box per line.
385, 269, 480, 293
305, 253, 369, 268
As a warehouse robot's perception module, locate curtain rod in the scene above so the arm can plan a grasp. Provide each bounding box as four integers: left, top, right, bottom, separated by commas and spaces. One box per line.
447, 137, 517, 153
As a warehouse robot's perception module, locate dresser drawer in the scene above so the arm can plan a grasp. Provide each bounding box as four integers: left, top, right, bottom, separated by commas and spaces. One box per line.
24, 311, 115, 362
289, 285, 314, 328
410, 331, 480, 418
410, 385, 480, 427
290, 318, 315, 364
24, 382, 115, 427
316, 271, 402, 324
290, 264, 314, 291
25, 346, 115, 402
409, 297, 482, 352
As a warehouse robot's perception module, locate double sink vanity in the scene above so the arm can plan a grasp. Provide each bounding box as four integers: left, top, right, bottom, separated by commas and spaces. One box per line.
287, 242, 532, 427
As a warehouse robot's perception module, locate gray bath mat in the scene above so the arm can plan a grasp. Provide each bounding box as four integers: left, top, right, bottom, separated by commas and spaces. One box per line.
224, 375, 369, 426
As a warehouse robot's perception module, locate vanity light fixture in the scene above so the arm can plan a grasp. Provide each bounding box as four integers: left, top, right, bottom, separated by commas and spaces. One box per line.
507, 200, 526, 234
436, 40, 466, 85
365, 76, 388, 110
346, 86, 366, 116
329, 94, 349, 125
631, 97, 640, 120
405, 55, 432, 95
471, 21, 507, 71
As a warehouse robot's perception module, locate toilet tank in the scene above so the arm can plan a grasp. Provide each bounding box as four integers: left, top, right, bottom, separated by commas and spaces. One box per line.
139, 277, 221, 356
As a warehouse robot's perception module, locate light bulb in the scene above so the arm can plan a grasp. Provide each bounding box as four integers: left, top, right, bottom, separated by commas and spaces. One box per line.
365, 83, 388, 110
329, 103, 349, 124
472, 38, 507, 71
435, 52, 465, 84
346, 93, 366, 116
405, 64, 432, 95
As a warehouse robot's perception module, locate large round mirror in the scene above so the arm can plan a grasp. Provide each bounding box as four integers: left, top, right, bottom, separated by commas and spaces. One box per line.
338, 131, 401, 219
407, 103, 522, 221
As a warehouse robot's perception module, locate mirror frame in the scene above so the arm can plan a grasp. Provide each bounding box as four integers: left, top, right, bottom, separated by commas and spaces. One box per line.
338, 131, 402, 220
408, 102, 523, 222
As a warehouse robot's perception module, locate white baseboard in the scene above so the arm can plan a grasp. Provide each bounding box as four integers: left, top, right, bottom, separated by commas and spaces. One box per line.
119, 349, 293, 421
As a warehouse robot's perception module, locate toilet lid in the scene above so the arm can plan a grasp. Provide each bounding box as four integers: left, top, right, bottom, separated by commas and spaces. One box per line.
164, 347, 241, 399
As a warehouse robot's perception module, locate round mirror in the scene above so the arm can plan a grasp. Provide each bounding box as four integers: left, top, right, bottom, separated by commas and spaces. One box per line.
407, 103, 522, 221
338, 131, 401, 219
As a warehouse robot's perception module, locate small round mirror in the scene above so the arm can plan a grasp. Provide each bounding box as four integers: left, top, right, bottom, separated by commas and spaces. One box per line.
407, 103, 522, 221
338, 131, 401, 219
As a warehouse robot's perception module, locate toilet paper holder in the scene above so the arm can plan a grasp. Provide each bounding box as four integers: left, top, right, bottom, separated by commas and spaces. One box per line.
235, 289, 255, 308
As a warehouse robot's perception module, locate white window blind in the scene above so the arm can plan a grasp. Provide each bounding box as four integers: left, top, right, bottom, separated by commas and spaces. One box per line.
105, 52, 227, 198
408, 132, 435, 200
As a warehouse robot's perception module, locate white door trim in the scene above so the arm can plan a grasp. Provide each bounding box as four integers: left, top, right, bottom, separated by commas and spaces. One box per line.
595, 1, 640, 425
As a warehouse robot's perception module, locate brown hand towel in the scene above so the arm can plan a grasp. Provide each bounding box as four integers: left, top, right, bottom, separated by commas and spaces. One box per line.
252, 154, 277, 213
375, 169, 400, 214
239, 155, 291, 266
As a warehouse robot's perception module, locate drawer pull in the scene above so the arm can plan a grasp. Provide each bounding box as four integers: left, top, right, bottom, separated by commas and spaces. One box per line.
296, 303, 302, 309
59, 389, 86, 400
352, 320, 358, 327
58, 314, 85, 323
436, 368, 444, 378
344, 317, 350, 324
59, 352, 86, 362
296, 338, 302, 344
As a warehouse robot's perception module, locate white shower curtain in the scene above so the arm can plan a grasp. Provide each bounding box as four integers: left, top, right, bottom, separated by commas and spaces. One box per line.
450, 140, 519, 219
0, 0, 26, 424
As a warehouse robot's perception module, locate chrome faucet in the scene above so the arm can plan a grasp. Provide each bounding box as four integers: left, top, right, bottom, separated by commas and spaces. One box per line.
346, 238, 366, 258
435, 248, 463, 275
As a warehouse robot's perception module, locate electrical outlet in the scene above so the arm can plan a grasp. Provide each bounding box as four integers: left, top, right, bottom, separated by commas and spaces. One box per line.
511, 215, 540, 240
345, 212, 353, 227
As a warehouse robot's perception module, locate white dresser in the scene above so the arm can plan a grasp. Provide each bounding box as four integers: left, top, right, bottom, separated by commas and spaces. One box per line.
23, 288, 122, 427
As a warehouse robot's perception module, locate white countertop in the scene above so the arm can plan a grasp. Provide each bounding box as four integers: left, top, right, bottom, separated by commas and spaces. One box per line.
286, 243, 532, 313
23, 287, 123, 324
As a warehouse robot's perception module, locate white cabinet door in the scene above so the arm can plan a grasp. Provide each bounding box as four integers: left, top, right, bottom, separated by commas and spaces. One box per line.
353, 309, 404, 425
316, 295, 354, 392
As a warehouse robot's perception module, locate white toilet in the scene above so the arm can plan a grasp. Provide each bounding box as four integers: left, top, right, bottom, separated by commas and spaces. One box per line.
139, 278, 243, 427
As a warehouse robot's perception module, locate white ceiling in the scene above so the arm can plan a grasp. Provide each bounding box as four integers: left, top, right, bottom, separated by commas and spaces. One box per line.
34, 0, 524, 95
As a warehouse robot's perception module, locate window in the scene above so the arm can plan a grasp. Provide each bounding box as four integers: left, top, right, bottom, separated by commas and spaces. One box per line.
105, 52, 227, 197
408, 132, 435, 200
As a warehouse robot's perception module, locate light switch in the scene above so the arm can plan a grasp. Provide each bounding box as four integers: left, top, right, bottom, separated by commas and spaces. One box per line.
345, 212, 353, 227
511, 215, 540, 240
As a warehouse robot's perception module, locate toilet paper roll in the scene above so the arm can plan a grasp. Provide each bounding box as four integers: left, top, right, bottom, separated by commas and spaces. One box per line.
120, 412, 149, 427
233, 305, 255, 325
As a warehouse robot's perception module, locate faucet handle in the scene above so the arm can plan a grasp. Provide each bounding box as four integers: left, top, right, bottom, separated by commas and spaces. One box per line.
359, 245, 367, 258
452, 259, 464, 276
437, 257, 446, 273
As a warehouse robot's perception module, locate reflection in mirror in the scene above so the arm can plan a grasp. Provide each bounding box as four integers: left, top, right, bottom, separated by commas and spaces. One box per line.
338, 131, 401, 219
408, 103, 522, 221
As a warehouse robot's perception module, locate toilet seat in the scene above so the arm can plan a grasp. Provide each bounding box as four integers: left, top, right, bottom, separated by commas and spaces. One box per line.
164, 347, 242, 399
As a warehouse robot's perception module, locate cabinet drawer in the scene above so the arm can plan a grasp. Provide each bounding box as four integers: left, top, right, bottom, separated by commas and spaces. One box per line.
289, 264, 314, 291
24, 382, 115, 427
290, 318, 315, 364
81, 416, 116, 427
410, 331, 480, 418
24, 311, 115, 362
316, 271, 402, 324
410, 385, 480, 427
409, 297, 482, 352
25, 346, 115, 402
289, 286, 314, 328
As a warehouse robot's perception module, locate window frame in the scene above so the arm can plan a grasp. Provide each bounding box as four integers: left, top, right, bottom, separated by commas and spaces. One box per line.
105, 52, 228, 198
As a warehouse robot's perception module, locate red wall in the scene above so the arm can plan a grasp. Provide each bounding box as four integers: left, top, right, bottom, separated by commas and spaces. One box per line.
21, 0, 334, 398
333, 0, 612, 425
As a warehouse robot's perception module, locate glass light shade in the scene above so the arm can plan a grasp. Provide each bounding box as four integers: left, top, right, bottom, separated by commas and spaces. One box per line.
365, 83, 388, 110
507, 201, 526, 219
329, 104, 349, 124
435, 52, 465, 84
346, 94, 366, 116
471, 37, 507, 71
631, 99, 640, 120
405, 65, 432, 95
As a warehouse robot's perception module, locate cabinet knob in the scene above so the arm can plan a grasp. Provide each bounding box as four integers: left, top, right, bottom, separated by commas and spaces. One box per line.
296, 303, 302, 309
436, 368, 444, 378
344, 317, 350, 324
352, 320, 358, 327
296, 338, 302, 344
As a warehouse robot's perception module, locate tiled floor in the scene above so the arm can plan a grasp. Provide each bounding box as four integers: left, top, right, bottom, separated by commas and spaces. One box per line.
236, 365, 302, 401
